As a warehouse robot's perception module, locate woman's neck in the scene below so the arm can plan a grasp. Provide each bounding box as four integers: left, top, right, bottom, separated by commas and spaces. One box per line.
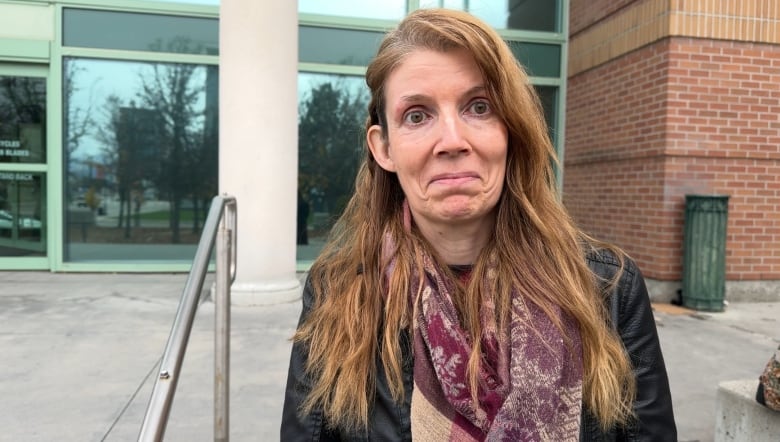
414, 217, 494, 265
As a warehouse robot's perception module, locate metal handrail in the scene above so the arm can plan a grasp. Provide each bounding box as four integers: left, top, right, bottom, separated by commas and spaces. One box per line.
138, 194, 237, 442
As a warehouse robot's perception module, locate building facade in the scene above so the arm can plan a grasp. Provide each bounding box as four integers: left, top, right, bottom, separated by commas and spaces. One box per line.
0, 0, 568, 300
565, 0, 780, 301
4, 0, 778, 303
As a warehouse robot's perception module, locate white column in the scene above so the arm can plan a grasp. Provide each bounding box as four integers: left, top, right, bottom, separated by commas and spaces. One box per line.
219, 0, 301, 305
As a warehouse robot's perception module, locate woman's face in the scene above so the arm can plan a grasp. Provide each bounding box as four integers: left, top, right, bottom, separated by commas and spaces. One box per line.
368, 49, 508, 235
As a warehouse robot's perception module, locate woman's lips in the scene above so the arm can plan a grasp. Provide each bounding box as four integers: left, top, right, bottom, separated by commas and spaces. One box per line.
429, 172, 480, 186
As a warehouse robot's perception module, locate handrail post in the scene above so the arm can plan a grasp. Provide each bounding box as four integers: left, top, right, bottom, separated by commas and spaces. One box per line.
214, 211, 232, 442
138, 195, 236, 442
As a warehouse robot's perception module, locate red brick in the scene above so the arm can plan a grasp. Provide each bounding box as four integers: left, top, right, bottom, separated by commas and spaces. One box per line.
567, 36, 780, 282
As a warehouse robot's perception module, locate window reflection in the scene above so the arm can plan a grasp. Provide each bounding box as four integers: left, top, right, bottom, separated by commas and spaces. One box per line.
0, 172, 45, 256
507, 41, 561, 77
299, 0, 405, 20
299, 26, 385, 67
64, 58, 218, 261
297, 74, 368, 261
63, 9, 218, 55
505, 0, 558, 32
0, 76, 46, 164
534, 85, 557, 142
423, 0, 558, 32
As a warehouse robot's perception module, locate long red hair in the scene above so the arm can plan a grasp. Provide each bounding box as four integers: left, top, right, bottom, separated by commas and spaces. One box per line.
294, 8, 635, 432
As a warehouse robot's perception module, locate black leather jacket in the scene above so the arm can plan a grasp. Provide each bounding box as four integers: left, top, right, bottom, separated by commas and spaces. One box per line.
282, 251, 677, 441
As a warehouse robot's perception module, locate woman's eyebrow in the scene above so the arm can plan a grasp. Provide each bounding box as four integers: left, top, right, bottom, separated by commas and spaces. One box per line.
398, 93, 429, 104
463, 85, 487, 97
399, 85, 487, 104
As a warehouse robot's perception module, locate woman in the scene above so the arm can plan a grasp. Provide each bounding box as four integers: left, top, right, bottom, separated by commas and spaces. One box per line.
282, 8, 676, 441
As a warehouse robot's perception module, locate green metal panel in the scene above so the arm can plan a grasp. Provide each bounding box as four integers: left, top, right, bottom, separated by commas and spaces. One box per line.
682, 195, 729, 312
556, 0, 569, 190
0, 38, 50, 63
0, 1, 54, 43
57, 262, 209, 272
0, 256, 48, 269
48, 4, 65, 271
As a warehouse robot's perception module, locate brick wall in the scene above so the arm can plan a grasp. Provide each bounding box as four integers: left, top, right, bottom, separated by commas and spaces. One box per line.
665, 37, 780, 280
569, 0, 780, 76
565, 40, 674, 278
565, 36, 780, 281
569, 0, 635, 35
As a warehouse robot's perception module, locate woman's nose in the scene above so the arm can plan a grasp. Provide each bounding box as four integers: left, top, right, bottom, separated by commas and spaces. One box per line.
434, 113, 470, 156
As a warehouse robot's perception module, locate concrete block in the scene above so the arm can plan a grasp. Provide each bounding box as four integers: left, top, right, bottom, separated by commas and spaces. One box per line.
644, 278, 780, 303
644, 278, 680, 303
714, 379, 780, 442
726, 280, 780, 302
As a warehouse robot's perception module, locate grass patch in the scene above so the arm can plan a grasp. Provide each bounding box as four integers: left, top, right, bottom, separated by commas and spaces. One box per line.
138, 209, 201, 222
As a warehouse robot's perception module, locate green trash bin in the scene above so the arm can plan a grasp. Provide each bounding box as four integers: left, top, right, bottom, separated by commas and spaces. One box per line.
681, 195, 729, 311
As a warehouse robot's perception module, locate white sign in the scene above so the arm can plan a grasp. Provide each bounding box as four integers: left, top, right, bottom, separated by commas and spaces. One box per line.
2, 149, 30, 157
0, 172, 33, 181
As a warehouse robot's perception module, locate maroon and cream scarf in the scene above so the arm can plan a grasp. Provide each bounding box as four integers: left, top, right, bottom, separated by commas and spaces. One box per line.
383, 208, 584, 441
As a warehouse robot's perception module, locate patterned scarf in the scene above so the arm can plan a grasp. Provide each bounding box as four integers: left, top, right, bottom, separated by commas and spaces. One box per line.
384, 223, 583, 441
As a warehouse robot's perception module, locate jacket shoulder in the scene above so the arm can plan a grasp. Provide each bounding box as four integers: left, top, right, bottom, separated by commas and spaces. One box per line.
585, 248, 639, 284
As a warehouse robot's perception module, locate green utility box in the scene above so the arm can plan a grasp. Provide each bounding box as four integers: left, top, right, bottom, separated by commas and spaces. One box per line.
681, 195, 729, 311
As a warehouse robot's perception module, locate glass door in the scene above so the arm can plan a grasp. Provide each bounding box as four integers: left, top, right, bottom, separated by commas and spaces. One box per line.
0, 64, 47, 260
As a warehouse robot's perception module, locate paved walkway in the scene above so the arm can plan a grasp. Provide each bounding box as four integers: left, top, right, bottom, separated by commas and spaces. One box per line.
1, 272, 778, 441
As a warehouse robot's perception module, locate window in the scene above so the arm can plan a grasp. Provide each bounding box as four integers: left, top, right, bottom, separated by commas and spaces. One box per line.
534, 85, 558, 142
63, 58, 218, 261
299, 26, 385, 67
0, 73, 46, 257
63, 8, 218, 55
0, 172, 45, 256
507, 41, 561, 78
422, 0, 559, 32
297, 73, 368, 261
299, 0, 406, 20
0, 76, 46, 164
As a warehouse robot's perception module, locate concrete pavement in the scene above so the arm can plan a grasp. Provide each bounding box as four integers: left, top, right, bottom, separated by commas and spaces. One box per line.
1, 271, 778, 441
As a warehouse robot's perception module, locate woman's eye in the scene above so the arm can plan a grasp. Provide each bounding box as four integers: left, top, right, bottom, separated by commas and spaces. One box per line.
470, 100, 490, 115
404, 110, 426, 125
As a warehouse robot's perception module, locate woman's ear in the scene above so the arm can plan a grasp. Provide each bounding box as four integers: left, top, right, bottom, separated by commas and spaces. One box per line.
367, 125, 396, 172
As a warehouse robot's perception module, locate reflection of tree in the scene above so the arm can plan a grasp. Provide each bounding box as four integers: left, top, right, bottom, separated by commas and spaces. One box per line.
137, 46, 212, 243
298, 82, 367, 235
63, 61, 95, 156
88, 48, 216, 245
62, 61, 98, 215
97, 97, 163, 238
121, 106, 164, 233
0, 76, 45, 130
0, 76, 46, 164
97, 95, 123, 226
194, 64, 219, 233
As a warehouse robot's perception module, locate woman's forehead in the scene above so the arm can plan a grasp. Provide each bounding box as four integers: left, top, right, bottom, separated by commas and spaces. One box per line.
383, 49, 485, 97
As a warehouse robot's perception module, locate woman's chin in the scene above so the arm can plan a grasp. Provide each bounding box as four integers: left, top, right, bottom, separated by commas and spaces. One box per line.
436, 205, 492, 224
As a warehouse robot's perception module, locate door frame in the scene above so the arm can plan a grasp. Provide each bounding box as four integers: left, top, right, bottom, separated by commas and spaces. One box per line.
0, 63, 51, 270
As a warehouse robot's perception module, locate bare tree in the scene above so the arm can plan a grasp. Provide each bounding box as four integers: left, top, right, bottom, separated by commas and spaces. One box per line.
63, 61, 95, 157
298, 81, 367, 226
137, 39, 208, 243
96, 95, 133, 237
